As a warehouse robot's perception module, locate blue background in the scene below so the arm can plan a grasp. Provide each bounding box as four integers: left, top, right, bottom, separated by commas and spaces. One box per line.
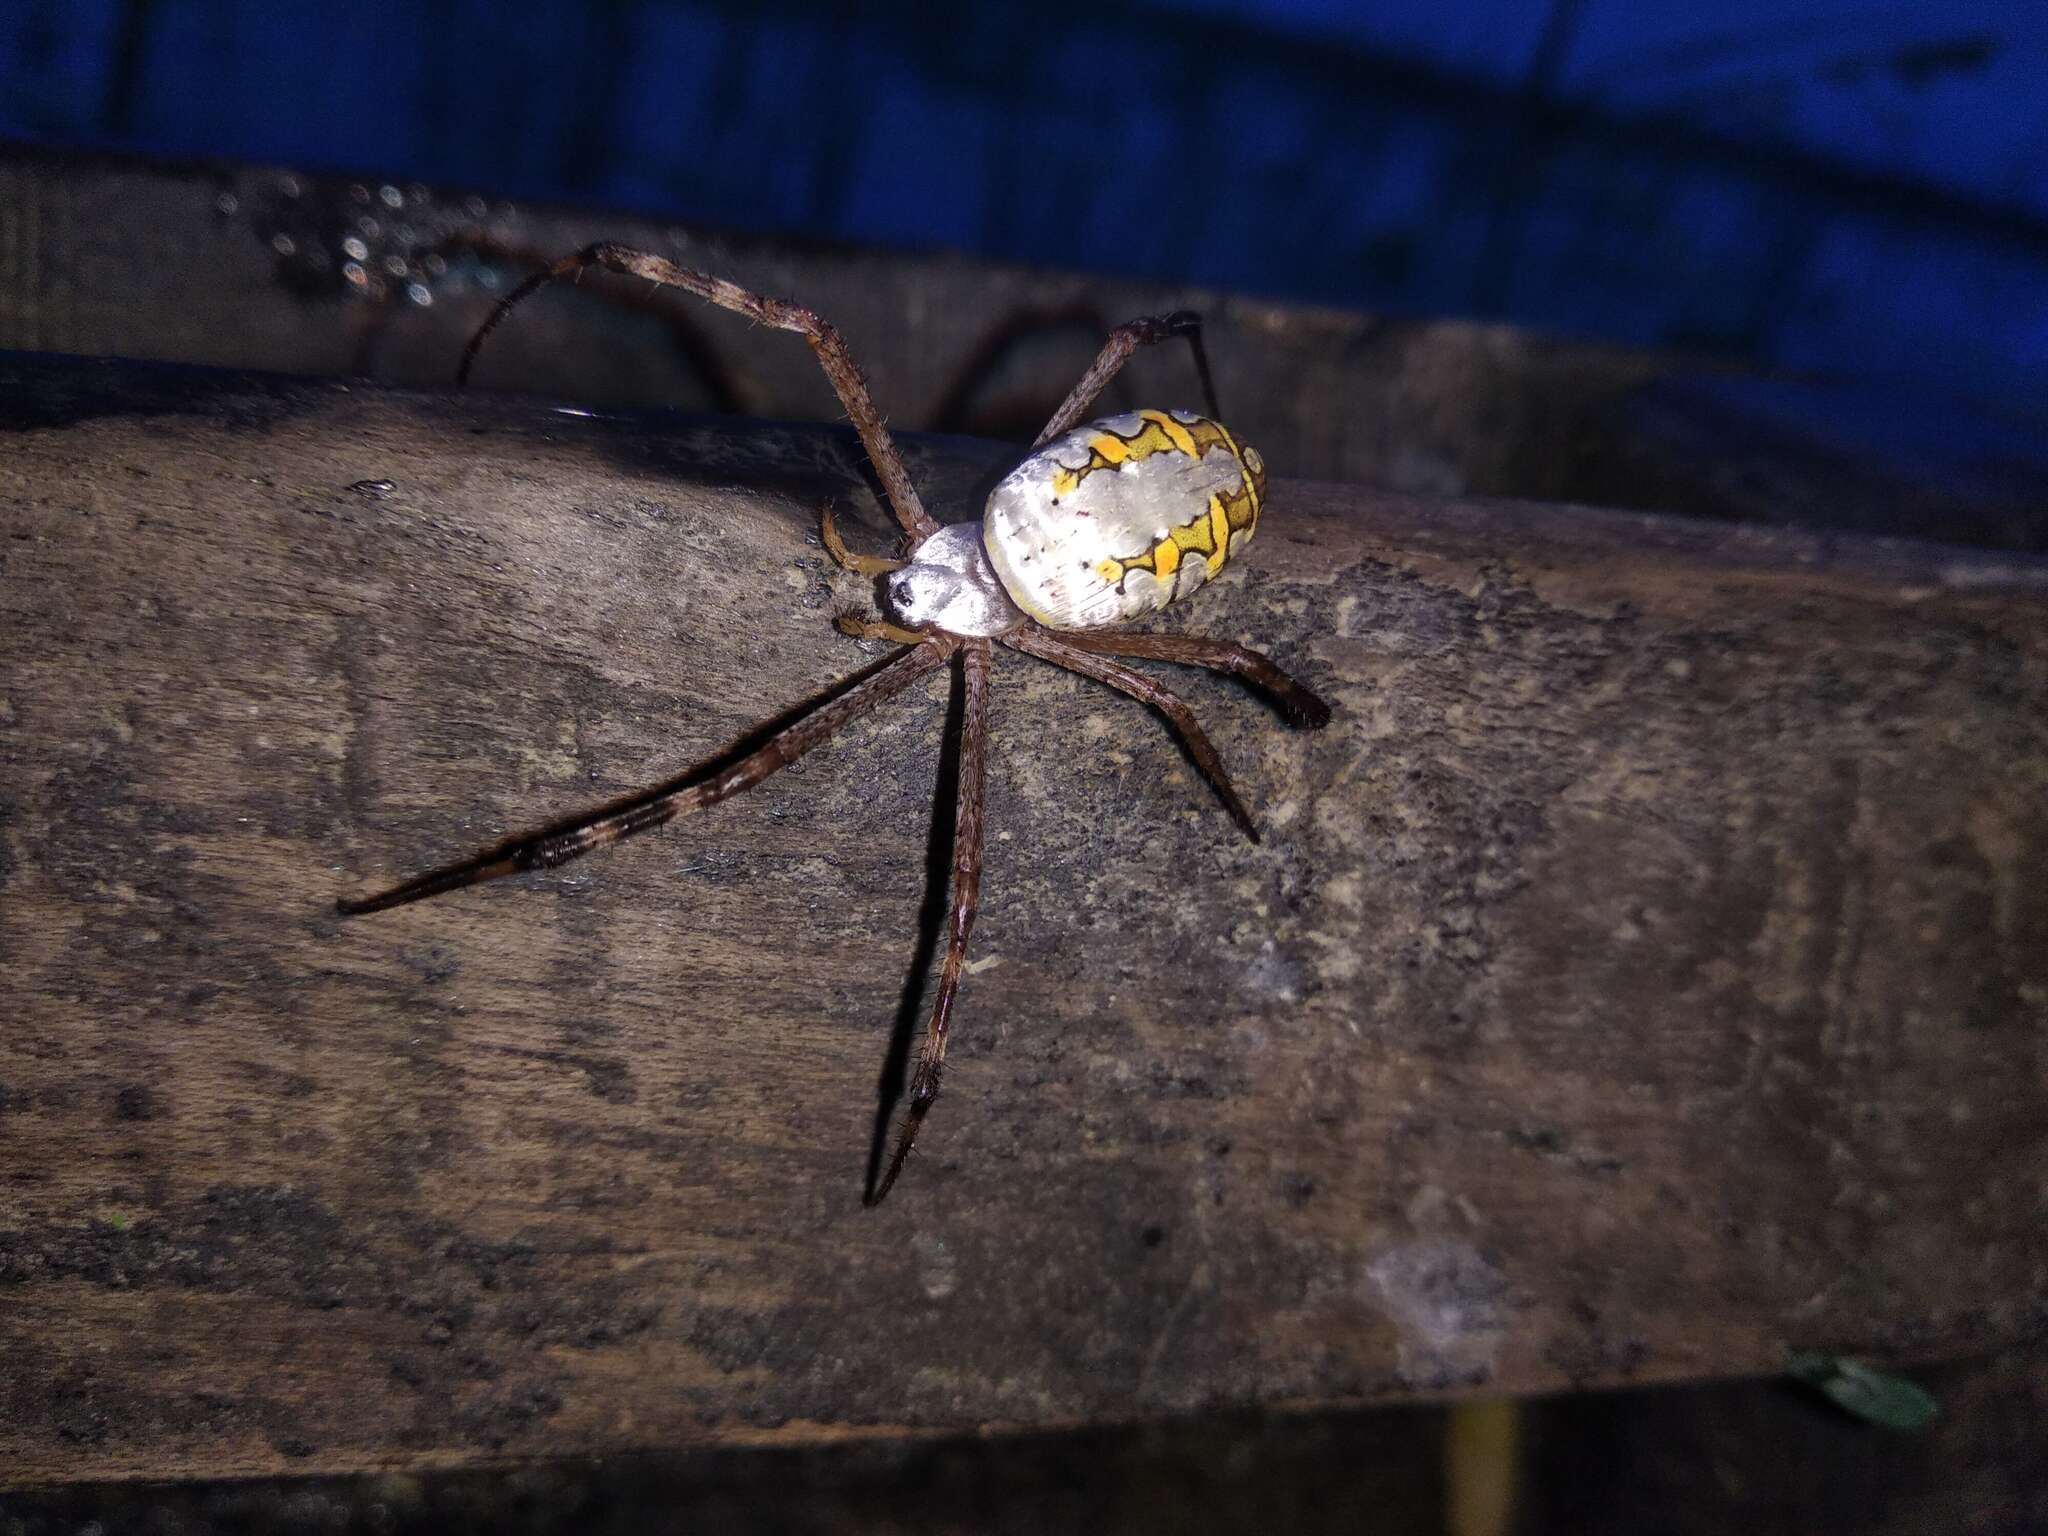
4, 0, 2046, 409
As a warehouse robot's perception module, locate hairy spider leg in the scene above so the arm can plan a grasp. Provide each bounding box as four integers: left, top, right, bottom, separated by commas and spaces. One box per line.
460, 241, 942, 547
1005, 627, 1259, 842
870, 638, 992, 1205
1038, 631, 1333, 730
1033, 311, 1222, 448
337, 638, 956, 915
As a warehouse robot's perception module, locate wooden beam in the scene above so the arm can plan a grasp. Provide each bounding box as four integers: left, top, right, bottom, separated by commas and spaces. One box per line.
2, 353, 2044, 1485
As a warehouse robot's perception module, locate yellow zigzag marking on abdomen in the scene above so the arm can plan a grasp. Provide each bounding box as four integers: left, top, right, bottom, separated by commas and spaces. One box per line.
1052, 410, 1214, 499
1057, 410, 1263, 593
1095, 482, 1262, 590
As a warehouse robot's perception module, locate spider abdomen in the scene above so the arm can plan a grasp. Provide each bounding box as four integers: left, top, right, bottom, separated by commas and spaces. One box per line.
982, 410, 1266, 631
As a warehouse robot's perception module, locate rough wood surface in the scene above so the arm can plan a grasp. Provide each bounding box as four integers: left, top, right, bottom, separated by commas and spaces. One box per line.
2, 353, 2044, 1486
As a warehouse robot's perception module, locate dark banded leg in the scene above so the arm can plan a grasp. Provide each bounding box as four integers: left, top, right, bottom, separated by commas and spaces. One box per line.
1034, 311, 1221, 447
1041, 631, 1332, 730
869, 637, 992, 1206
1006, 627, 1258, 843
461, 242, 942, 547
384, 230, 749, 416
338, 638, 955, 915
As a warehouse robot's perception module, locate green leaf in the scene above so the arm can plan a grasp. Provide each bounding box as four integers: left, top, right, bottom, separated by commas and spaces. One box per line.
1787, 1352, 1940, 1432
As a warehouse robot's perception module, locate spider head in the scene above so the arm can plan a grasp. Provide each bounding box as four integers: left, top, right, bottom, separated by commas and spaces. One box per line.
880, 523, 1027, 638
883, 564, 958, 629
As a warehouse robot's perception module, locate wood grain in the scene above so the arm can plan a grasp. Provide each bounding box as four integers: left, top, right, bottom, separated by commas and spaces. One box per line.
2, 353, 2044, 1485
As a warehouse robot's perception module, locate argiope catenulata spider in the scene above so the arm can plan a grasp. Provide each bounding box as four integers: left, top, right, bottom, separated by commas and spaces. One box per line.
340, 243, 1332, 1204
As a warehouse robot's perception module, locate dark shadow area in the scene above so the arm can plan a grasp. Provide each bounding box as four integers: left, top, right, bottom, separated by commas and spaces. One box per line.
9, 1348, 2044, 1534
0, 350, 323, 434
927, 303, 1126, 443
0, 1399, 1447, 1535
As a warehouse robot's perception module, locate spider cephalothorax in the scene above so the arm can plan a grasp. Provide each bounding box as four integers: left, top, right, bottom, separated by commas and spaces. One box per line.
880, 524, 1023, 636
340, 243, 1332, 1203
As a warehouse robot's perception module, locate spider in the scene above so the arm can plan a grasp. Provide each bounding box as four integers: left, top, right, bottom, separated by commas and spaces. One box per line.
339, 242, 1333, 1204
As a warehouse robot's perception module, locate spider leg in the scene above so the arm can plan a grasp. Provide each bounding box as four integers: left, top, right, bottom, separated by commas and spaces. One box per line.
1037, 631, 1333, 730
835, 615, 930, 646
338, 637, 955, 915
869, 638, 991, 1205
361, 230, 751, 415
1034, 311, 1221, 446
1004, 627, 1258, 843
820, 503, 907, 576
461, 242, 942, 546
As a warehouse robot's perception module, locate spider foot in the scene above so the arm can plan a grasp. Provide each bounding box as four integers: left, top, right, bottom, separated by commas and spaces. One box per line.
868, 1064, 942, 1207
1283, 687, 1335, 731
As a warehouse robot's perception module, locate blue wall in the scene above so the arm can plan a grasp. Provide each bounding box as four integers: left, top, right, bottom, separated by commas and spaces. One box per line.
5, 1, 2045, 408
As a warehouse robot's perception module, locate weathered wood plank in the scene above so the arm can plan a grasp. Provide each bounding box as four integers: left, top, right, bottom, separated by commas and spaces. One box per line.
0, 146, 1662, 502
1, 353, 2044, 1486
12, 147, 2048, 555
